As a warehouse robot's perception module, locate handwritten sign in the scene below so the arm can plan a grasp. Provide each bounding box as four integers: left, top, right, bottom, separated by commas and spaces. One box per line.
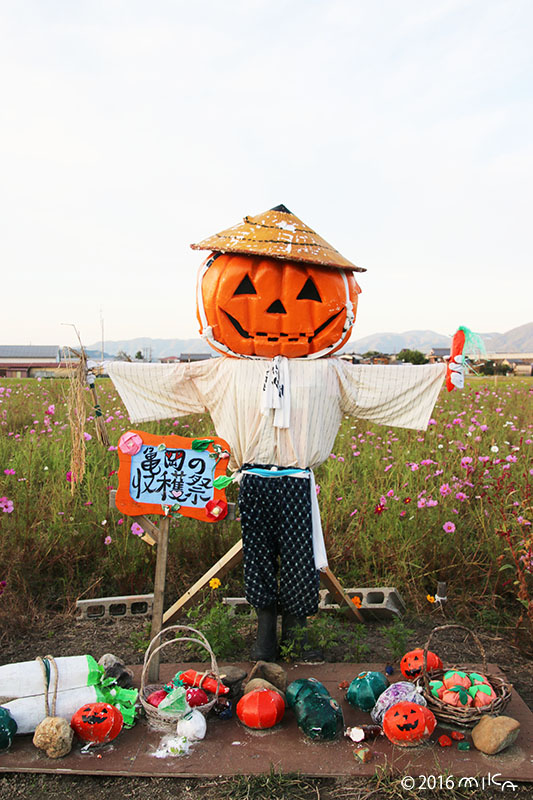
116, 430, 231, 522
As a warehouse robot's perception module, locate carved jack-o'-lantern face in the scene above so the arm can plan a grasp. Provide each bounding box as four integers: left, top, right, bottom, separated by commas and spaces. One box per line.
70, 702, 123, 744
197, 253, 361, 359
383, 701, 436, 746
400, 649, 443, 680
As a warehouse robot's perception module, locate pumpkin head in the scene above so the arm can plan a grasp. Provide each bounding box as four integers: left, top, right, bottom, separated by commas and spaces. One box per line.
383, 701, 436, 746
197, 253, 361, 359
346, 670, 389, 711
400, 649, 442, 680
236, 689, 285, 729
70, 702, 123, 745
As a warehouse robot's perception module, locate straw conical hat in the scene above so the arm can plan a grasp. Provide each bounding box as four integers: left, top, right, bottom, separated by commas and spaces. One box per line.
191, 204, 366, 272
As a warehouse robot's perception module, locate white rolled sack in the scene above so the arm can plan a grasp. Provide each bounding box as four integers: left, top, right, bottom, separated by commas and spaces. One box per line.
0, 655, 100, 699
4, 686, 101, 734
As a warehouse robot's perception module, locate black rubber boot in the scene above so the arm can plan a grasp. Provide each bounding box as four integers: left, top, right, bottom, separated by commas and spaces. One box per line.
280, 612, 324, 662
250, 605, 278, 662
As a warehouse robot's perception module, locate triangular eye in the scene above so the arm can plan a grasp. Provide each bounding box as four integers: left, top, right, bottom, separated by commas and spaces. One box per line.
297, 277, 321, 302
233, 274, 257, 295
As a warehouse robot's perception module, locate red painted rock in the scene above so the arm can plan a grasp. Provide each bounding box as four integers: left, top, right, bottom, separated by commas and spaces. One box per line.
70, 702, 123, 745
383, 701, 436, 747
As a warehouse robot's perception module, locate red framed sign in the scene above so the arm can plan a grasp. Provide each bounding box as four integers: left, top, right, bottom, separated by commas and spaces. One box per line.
116, 430, 231, 522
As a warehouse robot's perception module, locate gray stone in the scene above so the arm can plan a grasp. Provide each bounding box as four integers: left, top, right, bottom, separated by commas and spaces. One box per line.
247, 661, 287, 692
219, 666, 247, 686
244, 678, 286, 704
472, 715, 521, 755
33, 716, 73, 759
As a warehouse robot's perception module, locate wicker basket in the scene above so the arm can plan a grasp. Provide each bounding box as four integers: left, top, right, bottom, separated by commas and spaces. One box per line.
415, 624, 512, 728
140, 625, 221, 731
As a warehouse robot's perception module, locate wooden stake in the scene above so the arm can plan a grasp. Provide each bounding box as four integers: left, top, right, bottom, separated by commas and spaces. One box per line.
320, 567, 364, 623
148, 516, 170, 682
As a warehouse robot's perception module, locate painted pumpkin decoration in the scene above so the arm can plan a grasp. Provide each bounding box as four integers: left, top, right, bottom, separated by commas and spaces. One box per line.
400, 649, 442, 680
0, 707, 17, 752
197, 253, 361, 359
443, 670, 471, 690
383, 701, 436, 747
429, 679, 445, 700
469, 671, 490, 686
286, 678, 330, 709
70, 702, 123, 745
346, 671, 388, 711
468, 683, 497, 708
441, 686, 473, 708
236, 689, 285, 729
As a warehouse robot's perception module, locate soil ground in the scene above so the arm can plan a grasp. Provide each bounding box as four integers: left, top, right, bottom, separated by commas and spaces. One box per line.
1, 611, 532, 799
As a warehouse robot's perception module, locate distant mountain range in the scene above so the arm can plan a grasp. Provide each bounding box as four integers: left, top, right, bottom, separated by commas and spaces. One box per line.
86, 322, 533, 359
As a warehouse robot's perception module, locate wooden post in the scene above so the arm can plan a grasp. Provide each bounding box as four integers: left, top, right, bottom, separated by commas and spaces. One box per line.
320, 567, 364, 623
148, 516, 170, 682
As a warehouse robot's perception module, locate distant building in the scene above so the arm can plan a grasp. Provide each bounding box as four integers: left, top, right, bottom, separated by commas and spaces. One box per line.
0, 346, 62, 378
427, 347, 450, 363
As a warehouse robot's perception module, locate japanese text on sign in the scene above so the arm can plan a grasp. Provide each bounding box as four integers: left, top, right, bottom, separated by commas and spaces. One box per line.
130, 445, 214, 508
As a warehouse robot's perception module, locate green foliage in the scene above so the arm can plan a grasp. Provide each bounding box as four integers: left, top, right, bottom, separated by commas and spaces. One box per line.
379, 617, 415, 661
185, 591, 247, 661
397, 348, 428, 364
1, 375, 532, 632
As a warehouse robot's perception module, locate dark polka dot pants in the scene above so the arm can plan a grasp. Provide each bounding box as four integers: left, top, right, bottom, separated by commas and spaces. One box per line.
238, 472, 320, 617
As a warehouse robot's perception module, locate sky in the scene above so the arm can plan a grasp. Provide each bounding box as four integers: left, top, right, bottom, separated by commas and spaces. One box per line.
1, 0, 532, 350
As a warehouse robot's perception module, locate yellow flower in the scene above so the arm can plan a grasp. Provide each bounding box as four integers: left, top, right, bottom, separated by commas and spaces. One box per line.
209, 578, 221, 590
351, 596, 362, 608
426, 594, 435, 603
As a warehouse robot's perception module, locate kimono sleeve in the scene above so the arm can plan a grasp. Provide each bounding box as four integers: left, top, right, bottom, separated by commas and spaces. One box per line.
107, 361, 208, 423
334, 361, 446, 431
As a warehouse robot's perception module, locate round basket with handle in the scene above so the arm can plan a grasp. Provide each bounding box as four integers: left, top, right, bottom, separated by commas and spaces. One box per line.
140, 625, 221, 731
415, 624, 512, 728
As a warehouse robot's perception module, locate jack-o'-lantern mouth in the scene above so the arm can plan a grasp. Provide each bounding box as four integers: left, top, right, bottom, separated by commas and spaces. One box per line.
396, 719, 420, 731
404, 667, 422, 678
221, 308, 344, 343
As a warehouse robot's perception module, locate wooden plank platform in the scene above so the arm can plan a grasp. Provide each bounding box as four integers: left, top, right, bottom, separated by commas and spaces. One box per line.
0, 663, 532, 783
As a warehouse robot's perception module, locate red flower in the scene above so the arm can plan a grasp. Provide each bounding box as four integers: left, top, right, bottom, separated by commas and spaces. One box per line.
374, 503, 385, 515
403, 497, 412, 504
205, 499, 228, 521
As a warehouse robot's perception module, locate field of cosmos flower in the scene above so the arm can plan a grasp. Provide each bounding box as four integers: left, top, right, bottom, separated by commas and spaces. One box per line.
0, 376, 531, 631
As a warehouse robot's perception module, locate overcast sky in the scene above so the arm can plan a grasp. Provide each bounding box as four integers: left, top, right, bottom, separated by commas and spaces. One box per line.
2, 0, 532, 349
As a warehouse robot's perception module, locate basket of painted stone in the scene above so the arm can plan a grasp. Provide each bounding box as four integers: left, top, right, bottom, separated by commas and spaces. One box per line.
415, 624, 512, 728
140, 625, 221, 730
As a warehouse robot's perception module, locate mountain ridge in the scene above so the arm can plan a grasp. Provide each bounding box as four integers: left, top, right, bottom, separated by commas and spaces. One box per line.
86, 322, 533, 359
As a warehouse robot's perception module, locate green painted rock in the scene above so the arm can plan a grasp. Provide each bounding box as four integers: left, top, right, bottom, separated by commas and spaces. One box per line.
286, 678, 329, 710
0, 707, 17, 752
293, 693, 344, 740
346, 671, 389, 711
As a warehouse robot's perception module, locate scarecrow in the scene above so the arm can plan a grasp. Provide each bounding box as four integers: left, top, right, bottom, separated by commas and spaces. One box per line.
108, 205, 452, 661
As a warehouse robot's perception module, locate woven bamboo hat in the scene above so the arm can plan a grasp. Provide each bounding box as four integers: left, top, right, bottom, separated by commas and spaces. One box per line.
191, 204, 366, 272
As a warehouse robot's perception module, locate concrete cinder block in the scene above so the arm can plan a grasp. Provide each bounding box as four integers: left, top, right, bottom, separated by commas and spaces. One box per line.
319, 587, 406, 620
76, 594, 154, 619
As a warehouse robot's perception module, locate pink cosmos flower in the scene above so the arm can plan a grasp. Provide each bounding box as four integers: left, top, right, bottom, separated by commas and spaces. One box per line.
0, 497, 14, 513
440, 483, 452, 497
83, 432, 92, 441
104, 535, 112, 545
443, 521, 456, 533
131, 522, 144, 536
455, 492, 468, 502
3, 469, 15, 475
45, 404, 55, 415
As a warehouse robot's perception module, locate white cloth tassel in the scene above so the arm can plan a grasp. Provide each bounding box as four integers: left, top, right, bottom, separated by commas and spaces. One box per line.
260, 356, 291, 428
309, 471, 328, 571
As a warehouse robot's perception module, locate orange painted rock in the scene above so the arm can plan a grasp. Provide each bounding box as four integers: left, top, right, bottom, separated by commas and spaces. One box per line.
236, 689, 284, 729
383, 701, 436, 747
70, 702, 123, 745
443, 670, 472, 690
400, 649, 442, 680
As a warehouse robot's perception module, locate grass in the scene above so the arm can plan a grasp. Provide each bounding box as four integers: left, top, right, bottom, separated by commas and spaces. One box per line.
0, 376, 532, 637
